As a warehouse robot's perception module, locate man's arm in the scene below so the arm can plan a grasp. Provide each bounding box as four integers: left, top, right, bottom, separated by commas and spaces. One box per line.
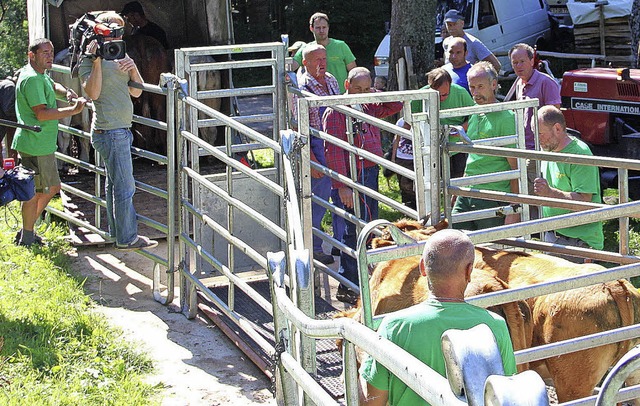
533, 177, 593, 202
323, 109, 352, 207
31, 77, 86, 121
118, 56, 144, 98
346, 61, 357, 71
368, 100, 403, 119
53, 82, 78, 102
483, 53, 501, 73
359, 376, 388, 406
82, 57, 103, 101
504, 156, 521, 224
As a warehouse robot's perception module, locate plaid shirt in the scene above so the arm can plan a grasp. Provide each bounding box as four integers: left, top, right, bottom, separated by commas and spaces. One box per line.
323, 100, 403, 188
293, 72, 340, 130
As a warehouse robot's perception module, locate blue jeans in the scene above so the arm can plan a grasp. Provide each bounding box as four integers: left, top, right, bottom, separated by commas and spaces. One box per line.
340, 165, 379, 288
311, 174, 331, 252
331, 188, 345, 243
91, 128, 138, 245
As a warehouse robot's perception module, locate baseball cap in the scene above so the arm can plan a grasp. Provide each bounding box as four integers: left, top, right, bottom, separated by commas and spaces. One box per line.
444, 9, 464, 23
121, 1, 144, 15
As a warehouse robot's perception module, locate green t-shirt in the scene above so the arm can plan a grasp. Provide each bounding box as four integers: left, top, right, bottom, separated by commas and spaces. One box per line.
411, 84, 474, 153
465, 109, 516, 192
293, 38, 356, 94
13, 65, 59, 156
78, 58, 133, 130
360, 299, 516, 406
541, 137, 604, 249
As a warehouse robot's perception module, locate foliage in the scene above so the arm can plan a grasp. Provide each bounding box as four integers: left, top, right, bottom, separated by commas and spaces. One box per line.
232, 0, 392, 73
0, 0, 28, 78
0, 202, 156, 405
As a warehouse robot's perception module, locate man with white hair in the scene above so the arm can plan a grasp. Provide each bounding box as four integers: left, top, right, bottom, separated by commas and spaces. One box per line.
452, 61, 519, 230
292, 43, 340, 265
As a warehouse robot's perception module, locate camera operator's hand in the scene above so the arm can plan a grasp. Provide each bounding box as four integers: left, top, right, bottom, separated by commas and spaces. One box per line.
116, 56, 138, 73
85, 40, 100, 59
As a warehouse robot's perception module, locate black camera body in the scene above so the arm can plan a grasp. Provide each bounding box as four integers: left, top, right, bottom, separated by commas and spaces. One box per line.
69, 13, 127, 76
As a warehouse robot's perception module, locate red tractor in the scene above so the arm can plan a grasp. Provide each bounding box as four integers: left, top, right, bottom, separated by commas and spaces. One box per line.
561, 67, 640, 199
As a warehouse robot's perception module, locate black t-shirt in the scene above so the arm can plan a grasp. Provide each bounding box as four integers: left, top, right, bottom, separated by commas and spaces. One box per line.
135, 21, 169, 49
0, 79, 16, 138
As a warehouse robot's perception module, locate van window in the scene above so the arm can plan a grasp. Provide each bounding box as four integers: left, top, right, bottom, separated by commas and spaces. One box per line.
478, 0, 498, 29
436, 0, 473, 33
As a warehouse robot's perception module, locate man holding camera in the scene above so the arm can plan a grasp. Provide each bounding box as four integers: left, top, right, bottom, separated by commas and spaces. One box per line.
79, 11, 157, 251
13, 38, 87, 246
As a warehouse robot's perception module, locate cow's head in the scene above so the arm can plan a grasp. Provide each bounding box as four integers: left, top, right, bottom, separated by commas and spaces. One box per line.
372, 218, 449, 249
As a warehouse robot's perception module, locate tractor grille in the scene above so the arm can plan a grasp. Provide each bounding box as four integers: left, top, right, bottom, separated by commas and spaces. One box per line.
617, 82, 640, 98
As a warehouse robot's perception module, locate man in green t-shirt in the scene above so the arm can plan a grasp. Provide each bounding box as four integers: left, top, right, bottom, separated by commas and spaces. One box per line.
534, 105, 604, 256
391, 68, 474, 208
291, 12, 356, 94
13, 38, 87, 246
453, 61, 520, 230
359, 229, 516, 405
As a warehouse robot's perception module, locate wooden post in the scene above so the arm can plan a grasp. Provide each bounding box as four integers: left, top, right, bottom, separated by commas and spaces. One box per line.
596, 0, 609, 58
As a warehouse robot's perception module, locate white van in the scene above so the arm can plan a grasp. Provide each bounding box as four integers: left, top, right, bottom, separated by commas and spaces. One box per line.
374, 0, 552, 77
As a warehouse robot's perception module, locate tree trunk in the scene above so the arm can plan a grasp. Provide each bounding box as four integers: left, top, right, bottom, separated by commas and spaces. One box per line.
388, 0, 437, 90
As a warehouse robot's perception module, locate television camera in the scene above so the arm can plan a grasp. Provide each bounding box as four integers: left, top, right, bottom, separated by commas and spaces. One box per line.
69, 13, 126, 76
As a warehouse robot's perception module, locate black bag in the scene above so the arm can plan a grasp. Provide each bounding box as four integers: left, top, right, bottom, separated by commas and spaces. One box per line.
0, 165, 36, 206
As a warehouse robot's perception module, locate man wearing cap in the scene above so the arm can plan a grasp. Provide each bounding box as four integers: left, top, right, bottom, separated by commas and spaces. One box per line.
443, 9, 501, 72
121, 1, 169, 49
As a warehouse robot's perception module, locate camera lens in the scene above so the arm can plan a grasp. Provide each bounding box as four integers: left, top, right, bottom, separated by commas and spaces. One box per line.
101, 41, 126, 60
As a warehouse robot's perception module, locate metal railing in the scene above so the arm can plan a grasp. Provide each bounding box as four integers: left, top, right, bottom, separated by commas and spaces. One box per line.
50, 41, 640, 405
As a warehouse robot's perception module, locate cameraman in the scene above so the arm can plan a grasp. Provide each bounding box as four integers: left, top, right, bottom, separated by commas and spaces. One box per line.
79, 11, 157, 251
13, 38, 87, 247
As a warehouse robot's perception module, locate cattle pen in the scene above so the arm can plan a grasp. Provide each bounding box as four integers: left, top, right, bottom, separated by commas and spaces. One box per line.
27, 14, 640, 405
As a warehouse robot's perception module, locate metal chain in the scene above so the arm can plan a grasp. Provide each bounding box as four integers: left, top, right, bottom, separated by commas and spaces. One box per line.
290, 133, 306, 199
269, 331, 288, 397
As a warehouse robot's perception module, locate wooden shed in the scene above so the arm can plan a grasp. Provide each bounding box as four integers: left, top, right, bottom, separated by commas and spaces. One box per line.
27, 0, 232, 53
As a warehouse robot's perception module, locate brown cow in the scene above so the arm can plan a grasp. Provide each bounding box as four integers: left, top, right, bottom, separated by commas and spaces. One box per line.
124, 34, 170, 154
339, 219, 640, 403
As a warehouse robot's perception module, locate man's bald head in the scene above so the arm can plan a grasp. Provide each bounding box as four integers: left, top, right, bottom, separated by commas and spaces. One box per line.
420, 229, 475, 292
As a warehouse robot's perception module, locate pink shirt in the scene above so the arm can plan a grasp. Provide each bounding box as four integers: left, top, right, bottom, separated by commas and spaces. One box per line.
515, 69, 561, 149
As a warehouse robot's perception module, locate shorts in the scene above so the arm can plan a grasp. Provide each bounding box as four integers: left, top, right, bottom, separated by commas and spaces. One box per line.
20, 152, 60, 193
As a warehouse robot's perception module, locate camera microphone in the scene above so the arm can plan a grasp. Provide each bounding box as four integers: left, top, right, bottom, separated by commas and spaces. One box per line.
92, 22, 124, 38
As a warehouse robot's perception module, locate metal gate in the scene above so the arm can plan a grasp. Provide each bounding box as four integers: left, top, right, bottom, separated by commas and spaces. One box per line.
49, 39, 640, 404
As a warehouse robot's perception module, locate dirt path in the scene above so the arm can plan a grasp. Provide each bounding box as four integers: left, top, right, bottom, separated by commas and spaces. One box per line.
69, 240, 275, 406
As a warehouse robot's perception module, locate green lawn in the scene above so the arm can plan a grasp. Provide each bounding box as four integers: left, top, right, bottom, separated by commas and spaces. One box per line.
0, 202, 157, 405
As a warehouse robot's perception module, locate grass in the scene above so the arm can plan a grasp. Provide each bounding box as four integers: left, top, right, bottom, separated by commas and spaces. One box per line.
0, 201, 156, 405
